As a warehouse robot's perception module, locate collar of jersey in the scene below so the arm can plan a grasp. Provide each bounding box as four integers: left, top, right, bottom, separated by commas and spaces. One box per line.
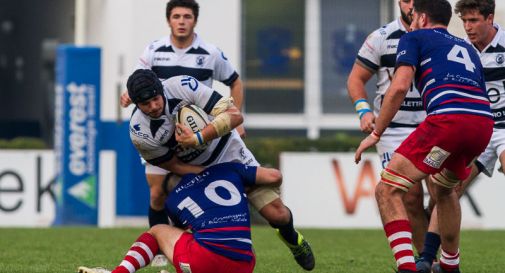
164, 33, 202, 51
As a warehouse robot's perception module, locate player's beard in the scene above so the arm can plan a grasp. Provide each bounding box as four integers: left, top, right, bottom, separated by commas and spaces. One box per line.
401, 10, 413, 26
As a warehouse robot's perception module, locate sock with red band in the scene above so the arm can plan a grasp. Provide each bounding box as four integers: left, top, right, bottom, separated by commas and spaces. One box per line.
384, 219, 416, 272
112, 232, 159, 273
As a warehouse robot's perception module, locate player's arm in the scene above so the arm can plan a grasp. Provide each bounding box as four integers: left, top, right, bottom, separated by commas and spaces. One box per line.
355, 65, 414, 163
347, 62, 375, 133
229, 77, 246, 138
254, 166, 283, 187
157, 156, 204, 176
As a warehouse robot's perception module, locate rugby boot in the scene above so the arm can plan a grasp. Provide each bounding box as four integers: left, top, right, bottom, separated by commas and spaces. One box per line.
277, 230, 315, 271
416, 256, 433, 273
77, 266, 111, 273
432, 263, 461, 273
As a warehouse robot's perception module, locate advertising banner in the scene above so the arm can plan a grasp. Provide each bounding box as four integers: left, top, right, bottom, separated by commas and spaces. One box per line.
280, 152, 505, 229
0, 151, 56, 226
54, 46, 100, 225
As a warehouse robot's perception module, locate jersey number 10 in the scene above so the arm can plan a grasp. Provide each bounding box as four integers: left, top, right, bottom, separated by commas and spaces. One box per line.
177, 180, 242, 218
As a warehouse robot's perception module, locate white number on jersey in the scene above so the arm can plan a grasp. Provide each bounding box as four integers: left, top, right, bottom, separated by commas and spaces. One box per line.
447, 45, 476, 73
177, 180, 242, 218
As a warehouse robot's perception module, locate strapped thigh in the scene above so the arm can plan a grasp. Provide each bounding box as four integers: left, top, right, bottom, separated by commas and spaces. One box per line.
430, 171, 460, 188
380, 168, 415, 192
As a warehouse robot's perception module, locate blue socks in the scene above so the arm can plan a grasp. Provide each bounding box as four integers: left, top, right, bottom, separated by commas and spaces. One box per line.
421, 232, 441, 264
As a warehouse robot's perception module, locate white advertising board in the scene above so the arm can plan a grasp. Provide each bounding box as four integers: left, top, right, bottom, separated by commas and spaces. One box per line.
280, 152, 505, 229
0, 150, 56, 226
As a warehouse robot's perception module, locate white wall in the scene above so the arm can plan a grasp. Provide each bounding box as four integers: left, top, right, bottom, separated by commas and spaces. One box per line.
82, 0, 241, 121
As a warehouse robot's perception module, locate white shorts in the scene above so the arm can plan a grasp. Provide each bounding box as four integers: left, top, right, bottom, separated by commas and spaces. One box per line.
376, 127, 416, 169
476, 127, 505, 177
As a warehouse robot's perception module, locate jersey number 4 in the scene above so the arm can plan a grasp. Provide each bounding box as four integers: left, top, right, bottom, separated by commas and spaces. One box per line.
447, 45, 476, 73
177, 180, 242, 218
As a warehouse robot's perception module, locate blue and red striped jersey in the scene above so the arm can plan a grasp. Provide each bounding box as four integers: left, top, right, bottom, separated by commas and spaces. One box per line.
165, 162, 257, 262
396, 28, 492, 118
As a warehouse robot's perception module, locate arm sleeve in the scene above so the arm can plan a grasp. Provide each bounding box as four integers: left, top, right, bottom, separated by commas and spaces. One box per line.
229, 162, 257, 187
135, 42, 155, 70
213, 48, 239, 86
396, 33, 420, 68
356, 29, 385, 72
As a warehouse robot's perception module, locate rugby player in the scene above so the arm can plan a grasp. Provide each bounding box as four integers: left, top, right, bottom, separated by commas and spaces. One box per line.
346, 0, 429, 254
78, 162, 282, 273
355, 0, 493, 272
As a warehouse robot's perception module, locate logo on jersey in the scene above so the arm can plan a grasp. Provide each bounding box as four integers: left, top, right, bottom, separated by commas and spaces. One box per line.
423, 146, 450, 169
181, 76, 199, 91
220, 51, 228, 61
130, 124, 149, 139
196, 56, 205, 66
496, 54, 504, 64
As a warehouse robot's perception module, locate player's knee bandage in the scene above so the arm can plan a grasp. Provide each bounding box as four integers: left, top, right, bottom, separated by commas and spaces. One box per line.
210, 97, 235, 137
430, 172, 460, 188
380, 168, 414, 192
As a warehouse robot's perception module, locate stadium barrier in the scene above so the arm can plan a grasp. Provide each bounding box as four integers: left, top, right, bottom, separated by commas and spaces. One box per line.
280, 152, 505, 229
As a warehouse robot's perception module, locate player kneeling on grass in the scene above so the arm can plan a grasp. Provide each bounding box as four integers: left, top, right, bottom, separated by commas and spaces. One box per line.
78, 162, 282, 273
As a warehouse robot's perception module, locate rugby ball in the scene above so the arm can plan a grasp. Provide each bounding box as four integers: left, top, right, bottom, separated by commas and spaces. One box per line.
176, 105, 210, 148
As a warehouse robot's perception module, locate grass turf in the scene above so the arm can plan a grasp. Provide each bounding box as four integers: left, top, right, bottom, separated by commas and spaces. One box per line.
0, 226, 504, 273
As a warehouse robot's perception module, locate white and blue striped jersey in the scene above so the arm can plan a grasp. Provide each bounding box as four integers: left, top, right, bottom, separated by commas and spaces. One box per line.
136, 34, 239, 88
356, 18, 425, 128
130, 76, 256, 168
397, 28, 492, 118
467, 24, 505, 128
165, 162, 256, 262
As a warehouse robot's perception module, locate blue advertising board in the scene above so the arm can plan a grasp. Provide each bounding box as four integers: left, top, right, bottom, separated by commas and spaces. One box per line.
54, 46, 100, 225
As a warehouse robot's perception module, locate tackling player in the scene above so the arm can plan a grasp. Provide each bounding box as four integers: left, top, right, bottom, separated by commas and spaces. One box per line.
78, 162, 282, 273
127, 69, 315, 270
347, 0, 429, 254
355, 0, 493, 272
416, 0, 505, 271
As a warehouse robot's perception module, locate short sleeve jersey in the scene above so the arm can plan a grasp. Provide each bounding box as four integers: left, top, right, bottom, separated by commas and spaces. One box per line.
165, 162, 257, 262
467, 24, 505, 127
396, 28, 492, 118
356, 18, 425, 127
137, 34, 239, 87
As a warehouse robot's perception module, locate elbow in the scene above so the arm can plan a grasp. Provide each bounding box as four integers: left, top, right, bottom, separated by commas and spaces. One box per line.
271, 169, 283, 186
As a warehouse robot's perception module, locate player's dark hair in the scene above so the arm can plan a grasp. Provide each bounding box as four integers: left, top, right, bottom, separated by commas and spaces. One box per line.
166, 0, 200, 21
126, 69, 164, 104
414, 0, 452, 26
455, 0, 495, 19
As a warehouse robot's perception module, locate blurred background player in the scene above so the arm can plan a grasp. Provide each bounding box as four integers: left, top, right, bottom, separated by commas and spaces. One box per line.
355, 0, 493, 272
416, 0, 505, 271
127, 69, 315, 271
346, 0, 429, 254
119, 1, 246, 263
78, 162, 282, 273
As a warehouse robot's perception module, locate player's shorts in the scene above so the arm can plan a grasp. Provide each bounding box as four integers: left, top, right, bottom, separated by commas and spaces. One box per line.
476, 127, 505, 177
396, 114, 493, 180
173, 232, 255, 273
376, 127, 416, 169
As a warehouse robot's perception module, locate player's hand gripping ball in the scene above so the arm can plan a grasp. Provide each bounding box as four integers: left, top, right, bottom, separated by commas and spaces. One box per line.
176, 104, 210, 149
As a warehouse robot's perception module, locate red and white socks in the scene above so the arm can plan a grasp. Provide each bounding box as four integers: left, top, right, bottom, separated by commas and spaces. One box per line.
112, 232, 159, 273
439, 249, 460, 272
384, 219, 416, 272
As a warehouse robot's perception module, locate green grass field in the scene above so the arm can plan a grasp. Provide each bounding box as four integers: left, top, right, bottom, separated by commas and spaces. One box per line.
1, 226, 504, 273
